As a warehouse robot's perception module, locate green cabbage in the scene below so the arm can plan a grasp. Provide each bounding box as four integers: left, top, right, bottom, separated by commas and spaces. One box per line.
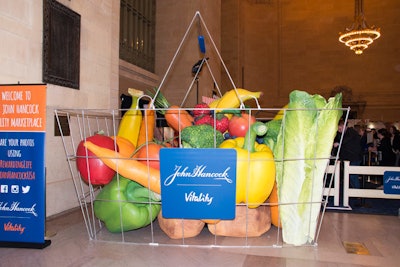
274, 90, 342, 246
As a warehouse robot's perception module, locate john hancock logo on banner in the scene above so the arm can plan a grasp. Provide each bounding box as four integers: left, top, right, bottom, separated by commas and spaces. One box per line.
160, 148, 236, 220
384, 171, 400, 195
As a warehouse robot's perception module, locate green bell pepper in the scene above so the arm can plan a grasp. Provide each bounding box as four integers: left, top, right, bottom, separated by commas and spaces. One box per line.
94, 174, 161, 233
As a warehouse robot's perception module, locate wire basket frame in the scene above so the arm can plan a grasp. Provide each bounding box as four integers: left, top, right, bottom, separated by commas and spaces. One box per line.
154, 11, 247, 109
55, 105, 349, 248
55, 10, 349, 248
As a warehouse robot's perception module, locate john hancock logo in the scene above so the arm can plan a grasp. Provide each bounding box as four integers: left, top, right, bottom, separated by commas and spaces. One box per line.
163, 165, 233, 186
0, 201, 38, 217
163, 165, 233, 206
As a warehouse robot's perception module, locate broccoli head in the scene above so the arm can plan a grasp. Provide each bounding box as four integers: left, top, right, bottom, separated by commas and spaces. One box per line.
180, 124, 224, 148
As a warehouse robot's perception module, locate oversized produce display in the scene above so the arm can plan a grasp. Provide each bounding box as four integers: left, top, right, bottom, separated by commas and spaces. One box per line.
74, 87, 342, 245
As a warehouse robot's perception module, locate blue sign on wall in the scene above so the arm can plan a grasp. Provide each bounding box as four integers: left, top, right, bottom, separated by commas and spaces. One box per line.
383, 171, 400, 195
160, 148, 236, 220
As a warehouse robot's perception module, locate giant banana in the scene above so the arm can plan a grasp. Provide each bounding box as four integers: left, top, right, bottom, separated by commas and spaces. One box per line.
215, 88, 262, 110
208, 98, 220, 108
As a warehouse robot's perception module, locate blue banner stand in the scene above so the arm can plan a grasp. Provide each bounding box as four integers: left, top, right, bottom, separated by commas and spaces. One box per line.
0, 84, 50, 249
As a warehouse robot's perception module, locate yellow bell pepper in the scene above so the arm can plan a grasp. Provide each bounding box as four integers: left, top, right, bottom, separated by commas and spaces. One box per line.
219, 121, 275, 208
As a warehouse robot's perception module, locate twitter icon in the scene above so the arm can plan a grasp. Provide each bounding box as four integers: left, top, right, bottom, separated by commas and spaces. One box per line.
22, 185, 30, 194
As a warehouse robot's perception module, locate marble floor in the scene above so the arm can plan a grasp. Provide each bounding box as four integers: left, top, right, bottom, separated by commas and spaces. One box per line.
0, 208, 399, 267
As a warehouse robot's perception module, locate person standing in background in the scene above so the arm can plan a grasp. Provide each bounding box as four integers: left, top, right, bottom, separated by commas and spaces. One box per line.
333, 120, 363, 188
370, 128, 396, 166
354, 125, 368, 165
389, 125, 400, 166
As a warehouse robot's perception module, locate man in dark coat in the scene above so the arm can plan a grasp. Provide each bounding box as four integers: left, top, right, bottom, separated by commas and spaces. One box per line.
333, 120, 363, 188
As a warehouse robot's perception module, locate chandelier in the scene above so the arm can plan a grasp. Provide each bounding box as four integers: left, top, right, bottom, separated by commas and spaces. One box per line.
339, 0, 380, 55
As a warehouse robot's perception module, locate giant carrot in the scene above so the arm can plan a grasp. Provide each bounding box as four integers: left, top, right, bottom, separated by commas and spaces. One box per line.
83, 141, 161, 194
111, 136, 136, 158
268, 182, 281, 228
147, 88, 194, 132
164, 105, 194, 132
136, 108, 155, 147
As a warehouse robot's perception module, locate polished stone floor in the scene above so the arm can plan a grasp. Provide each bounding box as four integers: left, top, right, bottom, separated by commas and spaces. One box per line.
0, 208, 399, 267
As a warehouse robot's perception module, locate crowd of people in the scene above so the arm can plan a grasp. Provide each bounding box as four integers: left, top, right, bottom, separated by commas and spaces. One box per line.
332, 119, 400, 188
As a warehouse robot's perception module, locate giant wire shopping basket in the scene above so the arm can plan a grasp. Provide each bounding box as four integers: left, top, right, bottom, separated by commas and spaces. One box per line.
54, 103, 348, 247
54, 11, 349, 247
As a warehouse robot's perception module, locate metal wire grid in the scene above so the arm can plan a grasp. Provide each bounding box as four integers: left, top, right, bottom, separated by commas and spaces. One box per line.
55, 106, 348, 248
54, 10, 348, 248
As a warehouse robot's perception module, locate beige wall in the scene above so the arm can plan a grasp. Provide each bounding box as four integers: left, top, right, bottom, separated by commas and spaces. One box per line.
222, 0, 400, 122
0, 0, 120, 216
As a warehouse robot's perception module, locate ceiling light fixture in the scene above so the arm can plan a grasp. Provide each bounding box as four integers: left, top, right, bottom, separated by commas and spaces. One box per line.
339, 0, 380, 55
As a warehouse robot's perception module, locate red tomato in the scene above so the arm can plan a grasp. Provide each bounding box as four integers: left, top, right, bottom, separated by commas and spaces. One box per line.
76, 134, 117, 185
228, 113, 256, 137
135, 143, 163, 169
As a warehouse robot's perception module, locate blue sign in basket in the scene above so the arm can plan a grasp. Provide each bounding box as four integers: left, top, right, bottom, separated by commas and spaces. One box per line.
160, 148, 237, 220
383, 171, 400, 195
